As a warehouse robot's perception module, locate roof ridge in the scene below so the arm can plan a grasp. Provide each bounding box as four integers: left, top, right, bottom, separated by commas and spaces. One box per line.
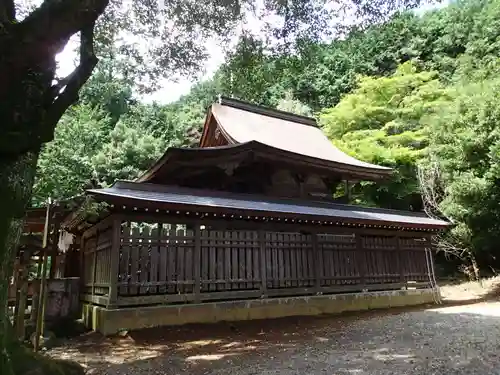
218, 96, 318, 128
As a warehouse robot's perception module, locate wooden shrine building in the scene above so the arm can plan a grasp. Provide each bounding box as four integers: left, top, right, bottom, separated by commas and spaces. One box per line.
68, 97, 449, 334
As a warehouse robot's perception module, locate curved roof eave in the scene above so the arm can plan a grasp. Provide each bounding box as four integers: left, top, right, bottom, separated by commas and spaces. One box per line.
136, 140, 393, 183
135, 142, 251, 183
87, 181, 450, 230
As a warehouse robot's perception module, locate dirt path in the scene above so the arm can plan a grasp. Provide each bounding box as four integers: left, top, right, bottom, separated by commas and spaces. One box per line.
48, 300, 500, 375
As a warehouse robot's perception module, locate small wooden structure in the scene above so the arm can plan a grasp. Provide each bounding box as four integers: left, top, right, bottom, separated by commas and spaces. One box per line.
67, 97, 448, 333
10, 202, 79, 345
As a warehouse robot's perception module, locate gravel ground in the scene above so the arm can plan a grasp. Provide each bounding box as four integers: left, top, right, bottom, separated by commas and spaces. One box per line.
48, 300, 500, 375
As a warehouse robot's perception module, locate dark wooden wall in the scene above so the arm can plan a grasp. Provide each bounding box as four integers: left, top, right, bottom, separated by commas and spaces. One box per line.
79, 214, 434, 308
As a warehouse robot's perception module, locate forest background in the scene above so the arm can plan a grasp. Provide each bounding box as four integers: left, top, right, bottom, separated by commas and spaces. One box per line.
34, 0, 500, 278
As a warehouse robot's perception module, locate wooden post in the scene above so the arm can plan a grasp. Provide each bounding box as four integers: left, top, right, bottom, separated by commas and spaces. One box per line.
91, 231, 98, 300
344, 180, 351, 203
79, 235, 85, 293
312, 233, 322, 293
108, 216, 121, 308
34, 198, 52, 352
356, 234, 366, 288
258, 230, 267, 297
11, 259, 21, 329
193, 223, 201, 302
30, 255, 43, 323
49, 254, 57, 280
49, 216, 60, 279
396, 236, 405, 286
16, 255, 29, 340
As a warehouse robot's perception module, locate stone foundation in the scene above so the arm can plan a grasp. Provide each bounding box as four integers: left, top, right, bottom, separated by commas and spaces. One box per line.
82, 289, 438, 335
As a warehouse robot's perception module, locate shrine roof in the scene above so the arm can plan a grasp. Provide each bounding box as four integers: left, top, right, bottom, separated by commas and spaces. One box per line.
202, 97, 391, 174
88, 181, 449, 231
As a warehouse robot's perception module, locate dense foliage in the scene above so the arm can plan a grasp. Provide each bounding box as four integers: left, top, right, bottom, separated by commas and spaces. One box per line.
427, 70, 500, 269
321, 62, 449, 210
33, 0, 500, 274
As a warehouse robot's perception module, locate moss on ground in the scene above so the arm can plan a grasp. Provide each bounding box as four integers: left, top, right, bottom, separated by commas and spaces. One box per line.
10, 340, 84, 375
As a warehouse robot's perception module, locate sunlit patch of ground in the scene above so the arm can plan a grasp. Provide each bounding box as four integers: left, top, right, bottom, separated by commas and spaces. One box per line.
47, 279, 500, 374
439, 275, 500, 302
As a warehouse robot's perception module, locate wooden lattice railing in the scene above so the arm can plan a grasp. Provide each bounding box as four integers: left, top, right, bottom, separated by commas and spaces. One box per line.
80, 216, 433, 308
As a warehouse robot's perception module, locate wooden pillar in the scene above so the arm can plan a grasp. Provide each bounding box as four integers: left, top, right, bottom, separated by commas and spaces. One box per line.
34, 199, 52, 352
16, 279, 29, 340
11, 258, 21, 323
66, 242, 81, 278
54, 253, 64, 279
356, 234, 366, 288
91, 233, 98, 299
258, 230, 267, 297
35, 252, 50, 349
49, 217, 61, 279
312, 232, 322, 293
344, 180, 351, 202
78, 235, 85, 299
108, 216, 121, 308
396, 236, 405, 286
15, 252, 29, 340
30, 255, 43, 324
193, 223, 201, 302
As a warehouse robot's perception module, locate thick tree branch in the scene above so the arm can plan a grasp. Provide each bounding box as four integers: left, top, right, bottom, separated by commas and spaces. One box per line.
41, 24, 98, 142
9, 0, 108, 54
0, 0, 108, 101
0, 23, 98, 156
0, 0, 15, 26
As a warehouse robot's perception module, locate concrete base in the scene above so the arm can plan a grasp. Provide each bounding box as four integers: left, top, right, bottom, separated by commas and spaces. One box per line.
82, 289, 438, 335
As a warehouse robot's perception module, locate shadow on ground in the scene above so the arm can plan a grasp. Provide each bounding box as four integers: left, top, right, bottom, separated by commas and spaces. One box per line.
48, 298, 500, 375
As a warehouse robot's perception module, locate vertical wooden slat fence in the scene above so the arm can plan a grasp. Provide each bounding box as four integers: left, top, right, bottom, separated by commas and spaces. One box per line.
80, 222, 113, 302
266, 232, 315, 289
80, 216, 435, 308
399, 237, 430, 282
318, 234, 359, 286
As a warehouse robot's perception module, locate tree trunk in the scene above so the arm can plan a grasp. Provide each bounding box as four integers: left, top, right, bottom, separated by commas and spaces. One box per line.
0, 3, 107, 375
0, 151, 39, 375
470, 255, 481, 284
